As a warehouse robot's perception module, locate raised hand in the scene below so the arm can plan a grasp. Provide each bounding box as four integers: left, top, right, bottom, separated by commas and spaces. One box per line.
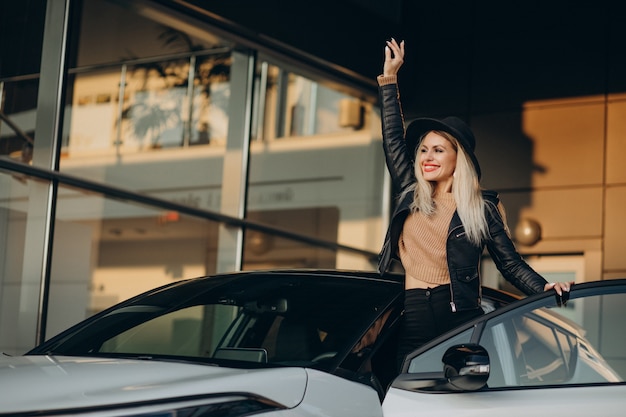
383, 38, 405, 77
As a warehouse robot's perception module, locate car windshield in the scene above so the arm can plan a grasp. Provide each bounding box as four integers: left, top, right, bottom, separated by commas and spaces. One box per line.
31, 272, 401, 371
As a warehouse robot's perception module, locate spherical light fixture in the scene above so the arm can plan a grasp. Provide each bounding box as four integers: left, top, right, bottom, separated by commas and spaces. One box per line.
514, 218, 542, 246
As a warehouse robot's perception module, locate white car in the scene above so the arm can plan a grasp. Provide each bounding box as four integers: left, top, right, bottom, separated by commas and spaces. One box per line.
1, 270, 624, 416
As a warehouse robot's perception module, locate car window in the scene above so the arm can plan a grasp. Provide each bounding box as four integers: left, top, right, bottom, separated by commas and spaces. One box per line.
404, 285, 626, 392
100, 304, 237, 357
480, 291, 625, 388
406, 328, 473, 373
99, 303, 325, 364
480, 313, 577, 386
37, 273, 401, 373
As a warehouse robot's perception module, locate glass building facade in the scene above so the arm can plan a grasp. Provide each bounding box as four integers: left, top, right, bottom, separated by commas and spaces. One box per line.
0, 0, 387, 354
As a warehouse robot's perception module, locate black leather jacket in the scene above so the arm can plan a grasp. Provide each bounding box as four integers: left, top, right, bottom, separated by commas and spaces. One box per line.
377, 82, 547, 312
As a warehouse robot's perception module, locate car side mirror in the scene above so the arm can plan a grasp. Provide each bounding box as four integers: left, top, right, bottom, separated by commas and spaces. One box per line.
390, 343, 490, 393
442, 343, 490, 391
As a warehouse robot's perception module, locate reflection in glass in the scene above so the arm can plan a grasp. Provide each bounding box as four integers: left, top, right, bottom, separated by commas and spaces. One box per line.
480, 293, 624, 388
47, 183, 220, 340
0, 0, 385, 357
58, 0, 234, 215
63, 53, 231, 155
242, 208, 340, 270
254, 64, 364, 141
73, 0, 216, 68
0, 171, 33, 355
190, 54, 231, 146
122, 58, 192, 150
247, 61, 383, 270
242, 219, 377, 272
0, 78, 38, 163
242, 226, 337, 271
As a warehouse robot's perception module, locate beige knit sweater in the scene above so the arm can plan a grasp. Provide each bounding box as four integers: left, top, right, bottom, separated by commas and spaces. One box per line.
399, 192, 456, 285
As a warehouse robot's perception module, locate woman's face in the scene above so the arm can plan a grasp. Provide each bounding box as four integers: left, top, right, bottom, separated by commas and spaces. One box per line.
417, 131, 457, 192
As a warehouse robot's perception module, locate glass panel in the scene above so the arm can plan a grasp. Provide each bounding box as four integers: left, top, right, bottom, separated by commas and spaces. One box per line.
247, 60, 384, 269
123, 58, 196, 150
0, 78, 38, 163
255, 65, 366, 141
59, 0, 234, 212
100, 304, 223, 356
242, 209, 339, 270
63, 53, 231, 154
242, 224, 379, 271
61, 69, 121, 153
479, 291, 625, 388
406, 328, 473, 373
190, 54, 231, 146
0, 170, 36, 355
567, 290, 626, 378
72, 0, 214, 68
47, 183, 220, 341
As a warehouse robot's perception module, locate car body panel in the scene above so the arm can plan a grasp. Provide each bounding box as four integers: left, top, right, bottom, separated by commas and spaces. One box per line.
300, 368, 383, 417
0, 355, 307, 413
383, 384, 626, 417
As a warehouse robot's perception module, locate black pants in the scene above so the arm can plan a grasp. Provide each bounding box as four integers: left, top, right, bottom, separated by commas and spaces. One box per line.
396, 285, 484, 371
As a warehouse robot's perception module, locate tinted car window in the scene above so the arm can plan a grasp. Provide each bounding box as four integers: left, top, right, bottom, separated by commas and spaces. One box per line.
406, 328, 473, 373
480, 291, 624, 388
32, 272, 401, 372
480, 312, 579, 387
405, 284, 626, 391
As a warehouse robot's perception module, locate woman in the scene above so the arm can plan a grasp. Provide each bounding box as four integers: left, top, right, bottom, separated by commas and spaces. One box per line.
377, 39, 572, 367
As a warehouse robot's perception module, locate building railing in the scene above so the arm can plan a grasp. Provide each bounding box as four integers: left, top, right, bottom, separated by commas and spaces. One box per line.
0, 156, 379, 263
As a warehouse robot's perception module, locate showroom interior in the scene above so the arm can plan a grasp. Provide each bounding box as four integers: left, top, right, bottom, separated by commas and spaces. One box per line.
1, 0, 626, 356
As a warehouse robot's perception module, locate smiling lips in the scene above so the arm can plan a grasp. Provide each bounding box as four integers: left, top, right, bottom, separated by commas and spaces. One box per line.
423, 164, 439, 173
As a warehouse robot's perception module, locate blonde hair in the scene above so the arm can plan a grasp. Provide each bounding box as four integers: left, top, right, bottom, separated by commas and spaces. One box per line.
402, 130, 488, 246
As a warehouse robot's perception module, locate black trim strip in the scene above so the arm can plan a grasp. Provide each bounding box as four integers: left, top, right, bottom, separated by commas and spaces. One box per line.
0, 157, 378, 261
0, 391, 286, 417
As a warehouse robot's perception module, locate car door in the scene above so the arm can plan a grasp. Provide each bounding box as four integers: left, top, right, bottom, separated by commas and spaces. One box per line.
382, 280, 626, 417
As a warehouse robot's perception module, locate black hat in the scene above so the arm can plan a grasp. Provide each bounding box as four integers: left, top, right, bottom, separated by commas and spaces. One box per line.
405, 116, 481, 179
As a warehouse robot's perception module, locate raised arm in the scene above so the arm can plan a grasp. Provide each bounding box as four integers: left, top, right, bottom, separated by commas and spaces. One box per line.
378, 39, 415, 191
